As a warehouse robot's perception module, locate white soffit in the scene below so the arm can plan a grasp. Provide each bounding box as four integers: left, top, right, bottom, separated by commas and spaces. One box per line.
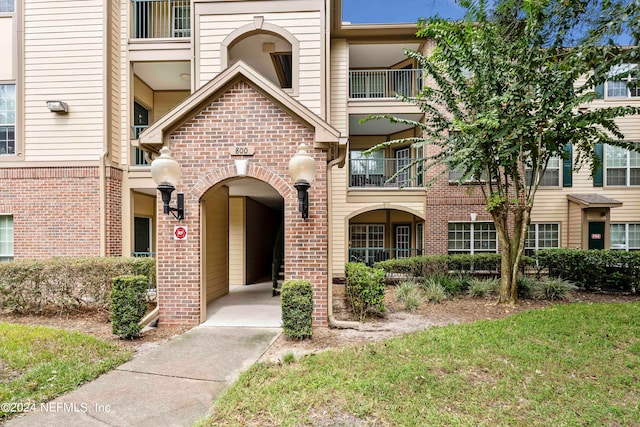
133, 61, 191, 91
349, 113, 422, 135
349, 43, 421, 68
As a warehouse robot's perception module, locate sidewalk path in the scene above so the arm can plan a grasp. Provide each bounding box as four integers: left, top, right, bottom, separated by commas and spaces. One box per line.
4, 327, 281, 427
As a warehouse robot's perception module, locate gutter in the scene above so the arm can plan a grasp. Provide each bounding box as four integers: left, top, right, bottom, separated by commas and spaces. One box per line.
327, 142, 361, 330
99, 151, 108, 257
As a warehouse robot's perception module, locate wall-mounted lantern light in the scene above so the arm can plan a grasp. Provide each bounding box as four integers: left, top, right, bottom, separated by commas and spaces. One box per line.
46, 101, 68, 113
151, 146, 184, 221
288, 143, 316, 219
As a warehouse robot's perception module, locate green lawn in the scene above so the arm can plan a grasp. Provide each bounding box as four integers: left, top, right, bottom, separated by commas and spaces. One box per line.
201, 303, 640, 426
0, 322, 130, 421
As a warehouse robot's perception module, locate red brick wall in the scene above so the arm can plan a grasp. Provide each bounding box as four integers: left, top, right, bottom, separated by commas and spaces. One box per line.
0, 167, 102, 258
423, 144, 493, 255
105, 167, 123, 256
156, 81, 329, 326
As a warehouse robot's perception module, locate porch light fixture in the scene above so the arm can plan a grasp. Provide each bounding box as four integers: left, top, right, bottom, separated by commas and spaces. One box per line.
46, 101, 68, 113
288, 143, 316, 219
151, 146, 184, 221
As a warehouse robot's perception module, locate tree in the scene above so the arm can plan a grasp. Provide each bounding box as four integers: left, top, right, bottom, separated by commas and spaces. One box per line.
371, 0, 640, 304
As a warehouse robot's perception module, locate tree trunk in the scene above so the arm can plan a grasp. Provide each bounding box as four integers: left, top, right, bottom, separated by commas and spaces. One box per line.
493, 205, 530, 305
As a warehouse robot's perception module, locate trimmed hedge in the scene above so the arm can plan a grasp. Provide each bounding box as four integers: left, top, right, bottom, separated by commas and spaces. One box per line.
345, 262, 386, 321
0, 257, 155, 314
374, 254, 534, 277
536, 249, 640, 292
281, 280, 313, 340
110, 275, 149, 339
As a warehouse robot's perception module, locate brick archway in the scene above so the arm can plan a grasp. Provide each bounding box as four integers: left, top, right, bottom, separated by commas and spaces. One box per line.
155, 80, 329, 327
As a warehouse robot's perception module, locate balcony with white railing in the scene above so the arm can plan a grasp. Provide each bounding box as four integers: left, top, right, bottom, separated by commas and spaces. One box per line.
349, 157, 423, 188
349, 69, 424, 99
131, 0, 190, 39
132, 125, 149, 166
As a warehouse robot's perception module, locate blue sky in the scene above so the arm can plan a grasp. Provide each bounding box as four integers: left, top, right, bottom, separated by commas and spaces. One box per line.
341, 0, 467, 24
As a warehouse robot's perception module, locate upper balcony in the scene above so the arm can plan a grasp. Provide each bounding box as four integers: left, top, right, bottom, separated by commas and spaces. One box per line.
349, 68, 424, 99
348, 43, 424, 115
131, 0, 190, 40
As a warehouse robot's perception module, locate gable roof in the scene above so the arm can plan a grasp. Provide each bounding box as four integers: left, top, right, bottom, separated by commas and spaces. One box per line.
138, 61, 342, 152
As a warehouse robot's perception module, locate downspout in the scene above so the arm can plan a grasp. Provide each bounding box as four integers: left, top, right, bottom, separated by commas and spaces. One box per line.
327, 141, 360, 329
99, 151, 108, 257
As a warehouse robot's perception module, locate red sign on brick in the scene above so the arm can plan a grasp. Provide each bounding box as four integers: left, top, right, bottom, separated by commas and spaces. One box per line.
174, 226, 187, 240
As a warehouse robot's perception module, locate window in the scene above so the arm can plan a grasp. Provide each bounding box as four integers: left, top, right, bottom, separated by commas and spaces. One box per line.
0, 84, 16, 156
525, 223, 560, 256
605, 145, 640, 186
526, 156, 561, 187
172, 5, 190, 38
271, 52, 293, 89
448, 222, 497, 254
611, 223, 640, 251
350, 224, 385, 265
606, 64, 639, 99
0, 0, 14, 13
0, 215, 13, 262
416, 222, 423, 256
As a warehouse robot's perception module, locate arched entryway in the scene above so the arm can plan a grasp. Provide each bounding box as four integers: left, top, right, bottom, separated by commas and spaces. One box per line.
200, 177, 284, 326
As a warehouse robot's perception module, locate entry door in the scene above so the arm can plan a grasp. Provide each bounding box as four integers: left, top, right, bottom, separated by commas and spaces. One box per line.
588, 222, 605, 250
395, 147, 411, 187
134, 217, 151, 255
395, 225, 411, 258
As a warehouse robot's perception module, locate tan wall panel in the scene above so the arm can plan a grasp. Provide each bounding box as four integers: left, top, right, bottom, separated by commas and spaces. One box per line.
134, 76, 154, 111
23, 0, 105, 161
205, 186, 229, 304
133, 192, 155, 217
330, 38, 348, 134
0, 17, 13, 80
229, 197, 245, 285
153, 91, 190, 122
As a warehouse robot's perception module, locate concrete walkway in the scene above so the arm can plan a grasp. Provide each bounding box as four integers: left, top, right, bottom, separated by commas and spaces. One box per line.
5, 326, 281, 427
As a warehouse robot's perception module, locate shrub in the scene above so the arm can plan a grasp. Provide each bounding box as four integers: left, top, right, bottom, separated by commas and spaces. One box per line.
345, 263, 386, 321
281, 280, 313, 340
426, 272, 471, 296
467, 278, 500, 298
110, 275, 149, 339
517, 275, 538, 299
0, 257, 155, 314
535, 249, 640, 292
533, 278, 577, 301
375, 254, 533, 278
395, 281, 422, 311
422, 279, 446, 303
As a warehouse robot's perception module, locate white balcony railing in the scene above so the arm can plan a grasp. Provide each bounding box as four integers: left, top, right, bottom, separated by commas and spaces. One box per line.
349, 69, 424, 99
131, 0, 190, 39
350, 157, 423, 188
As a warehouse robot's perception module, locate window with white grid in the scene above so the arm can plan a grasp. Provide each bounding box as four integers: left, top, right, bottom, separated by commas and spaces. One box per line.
525, 223, 559, 256
0, 215, 13, 262
0, 0, 14, 13
448, 222, 497, 254
606, 145, 640, 186
0, 84, 16, 156
350, 224, 385, 264
525, 156, 561, 187
611, 223, 640, 251
606, 64, 639, 99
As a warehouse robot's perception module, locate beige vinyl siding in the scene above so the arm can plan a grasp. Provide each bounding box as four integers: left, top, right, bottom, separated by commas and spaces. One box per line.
229, 197, 245, 285
23, 0, 105, 161
204, 186, 229, 304
330, 39, 347, 133
198, 11, 322, 114
0, 16, 13, 80
109, 0, 121, 165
